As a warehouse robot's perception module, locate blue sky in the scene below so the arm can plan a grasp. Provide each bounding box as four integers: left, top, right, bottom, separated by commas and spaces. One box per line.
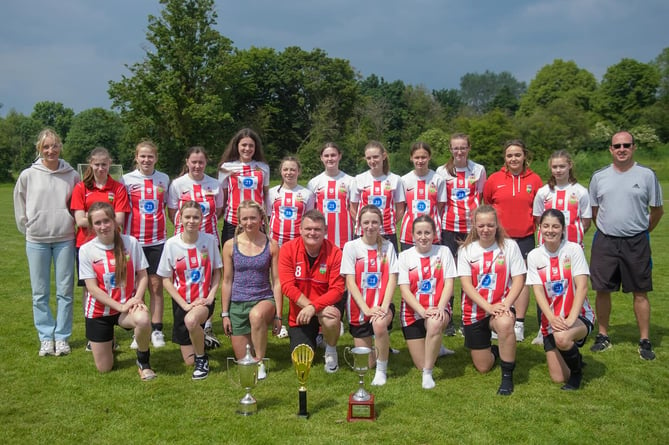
1, 0, 667, 116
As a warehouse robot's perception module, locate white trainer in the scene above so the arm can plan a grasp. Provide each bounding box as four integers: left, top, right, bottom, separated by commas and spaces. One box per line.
514, 321, 525, 342
55, 340, 71, 356
39, 340, 55, 356
531, 330, 543, 345
151, 330, 166, 348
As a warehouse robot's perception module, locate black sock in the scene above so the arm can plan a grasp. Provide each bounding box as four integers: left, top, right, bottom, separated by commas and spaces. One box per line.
536, 303, 542, 326
516, 318, 525, 323
136, 349, 151, 368
151, 323, 163, 332
560, 345, 583, 390
491, 344, 500, 362
498, 360, 515, 395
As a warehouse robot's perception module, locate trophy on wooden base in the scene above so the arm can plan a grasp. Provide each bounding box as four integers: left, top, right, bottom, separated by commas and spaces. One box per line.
291, 344, 314, 418
344, 346, 376, 421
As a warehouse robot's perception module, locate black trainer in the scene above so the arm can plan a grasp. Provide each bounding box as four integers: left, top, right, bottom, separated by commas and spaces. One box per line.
590, 334, 612, 352
638, 339, 656, 361
192, 355, 210, 380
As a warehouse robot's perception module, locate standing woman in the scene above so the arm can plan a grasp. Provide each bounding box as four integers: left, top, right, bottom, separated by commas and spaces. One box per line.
341, 205, 398, 386
217, 128, 270, 246
398, 216, 457, 389
121, 141, 170, 348
482, 139, 542, 342
221, 200, 282, 380
78, 202, 155, 379
527, 209, 594, 390
14, 129, 80, 357
157, 201, 222, 380
399, 142, 447, 252
436, 133, 487, 257
457, 205, 526, 395
268, 156, 315, 246
307, 142, 355, 249
530, 150, 591, 344
350, 141, 406, 248
168, 146, 223, 348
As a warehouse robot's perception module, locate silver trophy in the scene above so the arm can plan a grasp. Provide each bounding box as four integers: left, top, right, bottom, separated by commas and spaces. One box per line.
344, 346, 376, 421
227, 344, 266, 415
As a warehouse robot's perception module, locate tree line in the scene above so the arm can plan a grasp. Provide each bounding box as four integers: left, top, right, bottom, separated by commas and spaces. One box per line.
1, 0, 667, 183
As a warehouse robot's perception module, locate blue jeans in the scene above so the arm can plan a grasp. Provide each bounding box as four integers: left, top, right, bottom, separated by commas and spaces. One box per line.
26, 240, 75, 341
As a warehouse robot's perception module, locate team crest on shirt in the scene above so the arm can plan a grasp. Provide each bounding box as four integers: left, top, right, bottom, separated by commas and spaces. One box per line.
526, 185, 533, 194
108, 192, 115, 203
434, 259, 442, 270
369, 258, 376, 267
339, 184, 347, 194
497, 255, 505, 265
468, 175, 477, 185
429, 183, 437, 193
319, 263, 327, 274
552, 267, 559, 275
189, 256, 198, 267
569, 194, 578, 204
201, 249, 209, 260
384, 180, 392, 191
564, 257, 571, 269
109, 258, 116, 266
328, 187, 335, 195
557, 199, 564, 206
423, 265, 430, 273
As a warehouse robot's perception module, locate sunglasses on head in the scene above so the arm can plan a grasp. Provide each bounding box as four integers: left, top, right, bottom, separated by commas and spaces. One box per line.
612, 143, 633, 149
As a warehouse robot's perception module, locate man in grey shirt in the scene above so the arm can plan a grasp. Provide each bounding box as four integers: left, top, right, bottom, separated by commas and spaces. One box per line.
588, 131, 664, 360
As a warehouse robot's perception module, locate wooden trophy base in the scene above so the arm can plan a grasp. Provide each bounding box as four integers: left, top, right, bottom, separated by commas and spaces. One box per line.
347, 393, 375, 422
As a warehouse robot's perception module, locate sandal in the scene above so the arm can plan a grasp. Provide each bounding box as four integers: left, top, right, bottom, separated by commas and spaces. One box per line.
137, 361, 157, 381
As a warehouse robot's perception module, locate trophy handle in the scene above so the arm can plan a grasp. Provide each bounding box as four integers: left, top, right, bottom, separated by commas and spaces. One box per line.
226, 357, 238, 386
343, 346, 353, 369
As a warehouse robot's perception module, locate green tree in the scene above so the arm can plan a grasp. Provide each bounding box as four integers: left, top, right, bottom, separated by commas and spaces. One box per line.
64, 108, 125, 169
432, 88, 463, 120
30, 101, 74, 140
108, 0, 234, 175
451, 109, 516, 171
0, 111, 41, 179
594, 58, 660, 128
359, 75, 407, 152
459, 70, 526, 115
518, 59, 597, 116
651, 47, 669, 100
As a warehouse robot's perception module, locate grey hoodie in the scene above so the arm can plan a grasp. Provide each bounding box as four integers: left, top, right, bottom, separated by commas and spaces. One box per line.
13, 159, 81, 243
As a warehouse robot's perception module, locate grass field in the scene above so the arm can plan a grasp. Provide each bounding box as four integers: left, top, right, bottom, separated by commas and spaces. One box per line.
1, 172, 668, 444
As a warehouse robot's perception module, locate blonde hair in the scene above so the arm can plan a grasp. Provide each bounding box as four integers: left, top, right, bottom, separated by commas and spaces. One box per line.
460, 204, 508, 250
234, 200, 268, 240
35, 128, 62, 159
134, 140, 158, 169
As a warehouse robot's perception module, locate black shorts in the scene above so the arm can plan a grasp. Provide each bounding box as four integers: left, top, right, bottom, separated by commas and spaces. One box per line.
382, 233, 398, 252
288, 295, 346, 352
400, 242, 414, 252
402, 318, 427, 340
463, 307, 516, 350
441, 230, 467, 258
142, 244, 164, 275
349, 303, 396, 339
171, 301, 215, 345
543, 316, 594, 352
512, 234, 535, 260
590, 231, 652, 293
86, 314, 127, 343
220, 221, 237, 247
76, 247, 84, 287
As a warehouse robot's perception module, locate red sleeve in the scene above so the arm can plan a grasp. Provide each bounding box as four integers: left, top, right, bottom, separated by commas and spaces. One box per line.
311, 245, 345, 312
111, 179, 131, 213
70, 183, 86, 211
482, 173, 495, 205
278, 240, 302, 303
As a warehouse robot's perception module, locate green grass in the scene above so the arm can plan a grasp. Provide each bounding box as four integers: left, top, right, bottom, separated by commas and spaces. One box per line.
1, 179, 668, 445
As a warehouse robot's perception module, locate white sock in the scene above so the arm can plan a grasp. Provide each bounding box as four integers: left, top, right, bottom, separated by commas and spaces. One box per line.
325, 344, 337, 355
422, 368, 435, 389
371, 360, 388, 386
204, 320, 212, 329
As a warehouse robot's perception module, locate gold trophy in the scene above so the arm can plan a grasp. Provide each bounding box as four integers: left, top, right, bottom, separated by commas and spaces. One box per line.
344, 346, 376, 421
291, 344, 314, 418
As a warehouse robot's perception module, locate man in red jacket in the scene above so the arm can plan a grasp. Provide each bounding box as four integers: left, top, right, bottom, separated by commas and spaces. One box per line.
279, 209, 346, 373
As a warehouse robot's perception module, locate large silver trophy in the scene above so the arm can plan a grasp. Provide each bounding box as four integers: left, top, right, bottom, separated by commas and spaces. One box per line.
344, 346, 376, 421
227, 344, 265, 415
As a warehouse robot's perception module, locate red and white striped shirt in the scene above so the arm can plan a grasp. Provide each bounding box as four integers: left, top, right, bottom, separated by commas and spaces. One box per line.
533, 183, 591, 246
79, 235, 148, 318
268, 185, 315, 246
457, 239, 526, 326
399, 170, 446, 244
436, 160, 486, 233
398, 245, 457, 327
351, 171, 405, 235
121, 169, 170, 246
307, 171, 355, 249
156, 232, 222, 304
526, 240, 594, 335
168, 174, 223, 243
218, 161, 270, 225
341, 238, 398, 326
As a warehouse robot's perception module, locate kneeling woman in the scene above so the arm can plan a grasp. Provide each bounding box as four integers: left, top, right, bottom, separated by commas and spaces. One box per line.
398, 215, 457, 389
157, 201, 222, 380
457, 205, 526, 395
341, 205, 398, 386
220, 200, 282, 380
527, 209, 594, 390
78, 202, 155, 379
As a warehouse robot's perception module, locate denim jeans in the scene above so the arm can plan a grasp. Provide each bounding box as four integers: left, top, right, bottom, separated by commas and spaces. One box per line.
26, 240, 75, 341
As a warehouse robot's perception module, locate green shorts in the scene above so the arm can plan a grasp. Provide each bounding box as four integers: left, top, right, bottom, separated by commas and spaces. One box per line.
230, 299, 275, 335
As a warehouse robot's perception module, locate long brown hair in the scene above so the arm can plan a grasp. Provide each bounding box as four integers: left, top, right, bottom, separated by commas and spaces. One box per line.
180, 146, 208, 176
218, 128, 266, 171
546, 150, 577, 191
444, 133, 470, 177
87, 201, 127, 287
358, 205, 386, 255
503, 139, 530, 173
82, 147, 112, 190
364, 141, 390, 175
